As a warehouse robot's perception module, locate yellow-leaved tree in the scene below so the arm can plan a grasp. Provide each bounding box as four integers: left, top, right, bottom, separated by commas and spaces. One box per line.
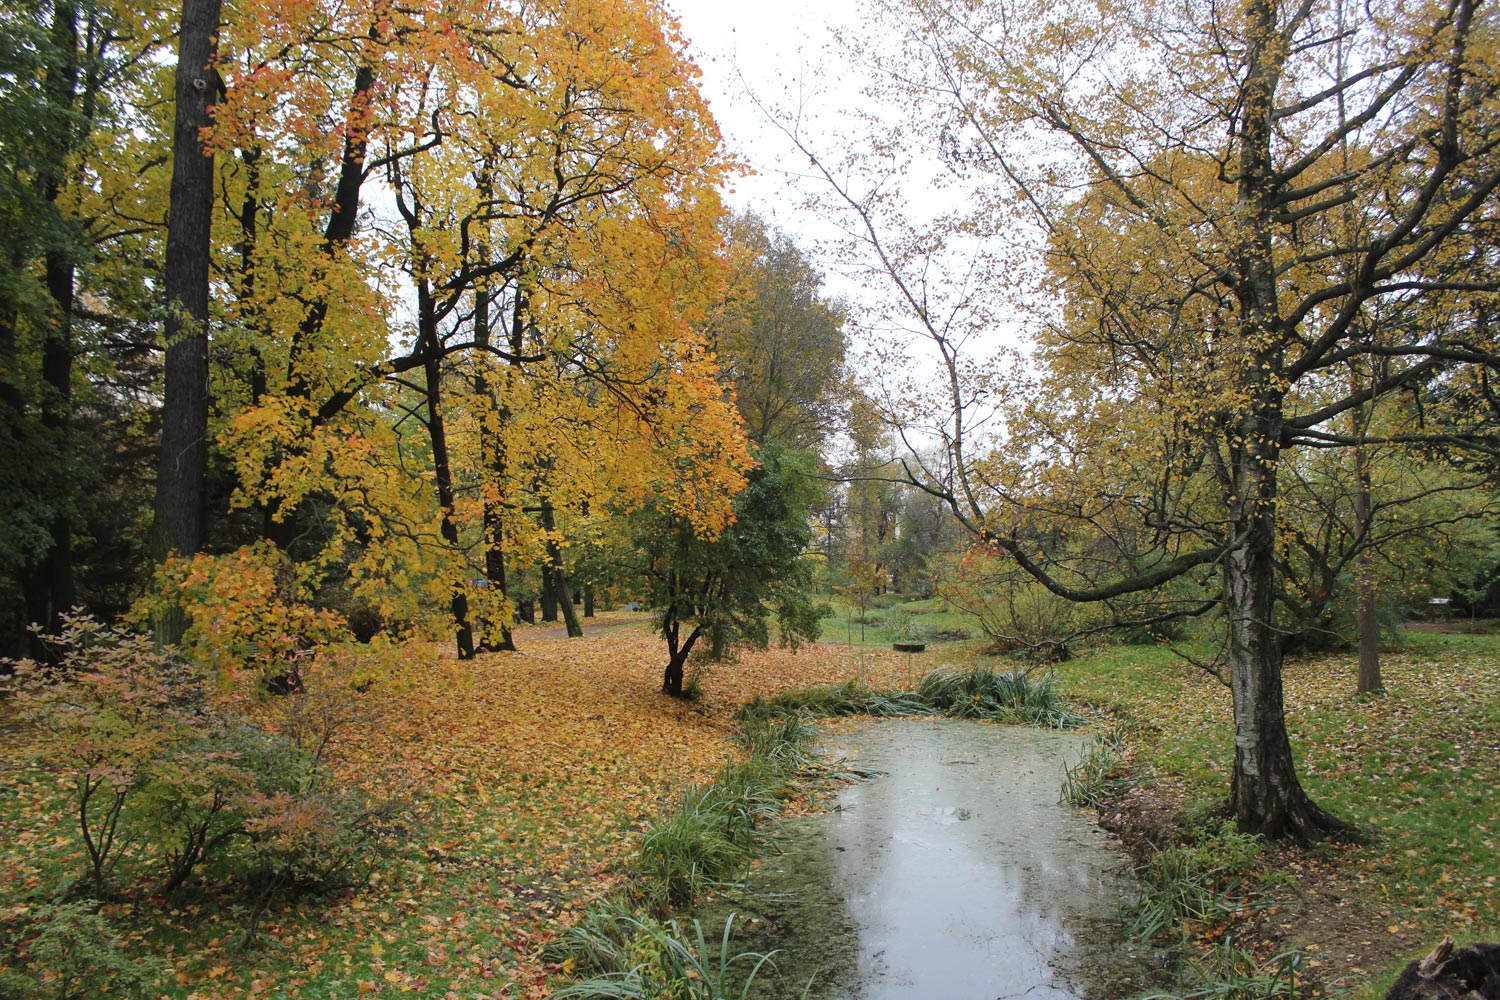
799, 0, 1500, 839
200, 0, 747, 657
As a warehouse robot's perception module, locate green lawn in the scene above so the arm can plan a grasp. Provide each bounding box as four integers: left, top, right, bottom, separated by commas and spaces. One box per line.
1040, 629, 1500, 994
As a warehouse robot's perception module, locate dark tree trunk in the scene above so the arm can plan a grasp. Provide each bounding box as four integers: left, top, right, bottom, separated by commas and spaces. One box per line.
479, 496, 515, 651
661, 614, 701, 697
471, 268, 514, 652
583, 587, 594, 618
418, 281, 473, 660
1219, 0, 1350, 841
22, 0, 82, 658
1222, 404, 1345, 839
662, 650, 688, 697
540, 498, 582, 638
151, 0, 223, 644
1354, 443, 1382, 694
539, 568, 558, 622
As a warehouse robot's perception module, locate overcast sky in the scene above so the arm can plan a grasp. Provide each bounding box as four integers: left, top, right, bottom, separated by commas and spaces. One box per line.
666, 0, 866, 237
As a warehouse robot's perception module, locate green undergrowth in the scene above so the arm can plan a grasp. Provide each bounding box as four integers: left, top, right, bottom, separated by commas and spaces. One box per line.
740, 664, 1084, 729
1146, 944, 1306, 1000
1040, 631, 1500, 996
551, 712, 823, 998
1129, 820, 1273, 943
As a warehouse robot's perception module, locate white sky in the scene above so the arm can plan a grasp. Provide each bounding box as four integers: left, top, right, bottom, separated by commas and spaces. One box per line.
666, 0, 866, 239
666, 0, 1033, 439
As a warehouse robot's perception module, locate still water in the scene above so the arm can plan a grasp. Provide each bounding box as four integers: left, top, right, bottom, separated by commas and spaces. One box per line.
743, 718, 1162, 1000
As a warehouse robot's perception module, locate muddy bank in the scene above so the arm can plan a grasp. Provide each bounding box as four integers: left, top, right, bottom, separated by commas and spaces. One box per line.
703, 718, 1167, 1000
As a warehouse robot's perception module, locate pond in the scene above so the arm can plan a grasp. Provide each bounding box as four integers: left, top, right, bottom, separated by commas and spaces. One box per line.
721, 718, 1167, 1000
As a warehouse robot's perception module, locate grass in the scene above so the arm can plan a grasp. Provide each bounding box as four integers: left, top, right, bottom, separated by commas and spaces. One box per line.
1128, 820, 1267, 942
1147, 945, 1306, 1000
635, 714, 815, 911
739, 663, 1081, 729
1042, 629, 1500, 993
552, 698, 823, 997
1060, 717, 1132, 807
551, 912, 799, 1000
823, 595, 976, 647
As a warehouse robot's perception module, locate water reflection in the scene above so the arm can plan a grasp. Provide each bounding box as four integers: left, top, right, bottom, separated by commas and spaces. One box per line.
814, 719, 1153, 1000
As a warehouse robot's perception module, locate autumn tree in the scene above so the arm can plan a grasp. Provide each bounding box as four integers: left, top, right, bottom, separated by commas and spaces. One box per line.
203, 0, 744, 655
802, 0, 1500, 838
709, 211, 850, 451
636, 445, 827, 697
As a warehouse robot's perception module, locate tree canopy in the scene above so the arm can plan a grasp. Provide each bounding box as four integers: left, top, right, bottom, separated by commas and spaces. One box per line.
799, 0, 1500, 838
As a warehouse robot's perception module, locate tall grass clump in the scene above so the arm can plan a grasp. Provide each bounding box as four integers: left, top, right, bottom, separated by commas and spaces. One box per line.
1145, 943, 1304, 1000
1061, 718, 1134, 807
556, 714, 821, 995
552, 913, 795, 1000
740, 668, 1081, 730
1130, 821, 1267, 942
635, 708, 817, 912
915, 666, 1083, 728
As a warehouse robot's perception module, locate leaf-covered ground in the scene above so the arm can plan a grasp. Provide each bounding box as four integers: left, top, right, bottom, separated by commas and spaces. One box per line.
4, 616, 1492, 998
0, 616, 915, 999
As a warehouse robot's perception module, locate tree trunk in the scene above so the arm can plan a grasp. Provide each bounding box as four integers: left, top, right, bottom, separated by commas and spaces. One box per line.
1222, 406, 1348, 839
538, 498, 582, 637
471, 265, 515, 653
539, 567, 558, 622
479, 499, 515, 651
662, 650, 688, 697
1354, 444, 1382, 693
419, 282, 474, 660
1220, 0, 1349, 841
661, 615, 701, 697
583, 587, 594, 618
151, 0, 222, 645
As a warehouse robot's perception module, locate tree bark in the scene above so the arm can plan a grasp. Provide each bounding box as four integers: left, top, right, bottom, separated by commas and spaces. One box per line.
1354, 443, 1382, 693
539, 498, 582, 637
539, 566, 558, 622
661, 612, 701, 697
151, 0, 222, 644
419, 281, 474, 660
1222, 0, 1349, 839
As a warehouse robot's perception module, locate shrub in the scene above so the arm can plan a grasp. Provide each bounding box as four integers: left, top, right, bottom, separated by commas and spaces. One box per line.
5, 616, 203, 895
130, 542, 349, 685
0, 901, 167, 1000
5, 614, 395, 911
936, 549, 1093, 660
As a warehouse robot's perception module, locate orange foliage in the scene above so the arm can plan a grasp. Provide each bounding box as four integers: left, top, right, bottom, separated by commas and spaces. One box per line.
0, 621, 916, 997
